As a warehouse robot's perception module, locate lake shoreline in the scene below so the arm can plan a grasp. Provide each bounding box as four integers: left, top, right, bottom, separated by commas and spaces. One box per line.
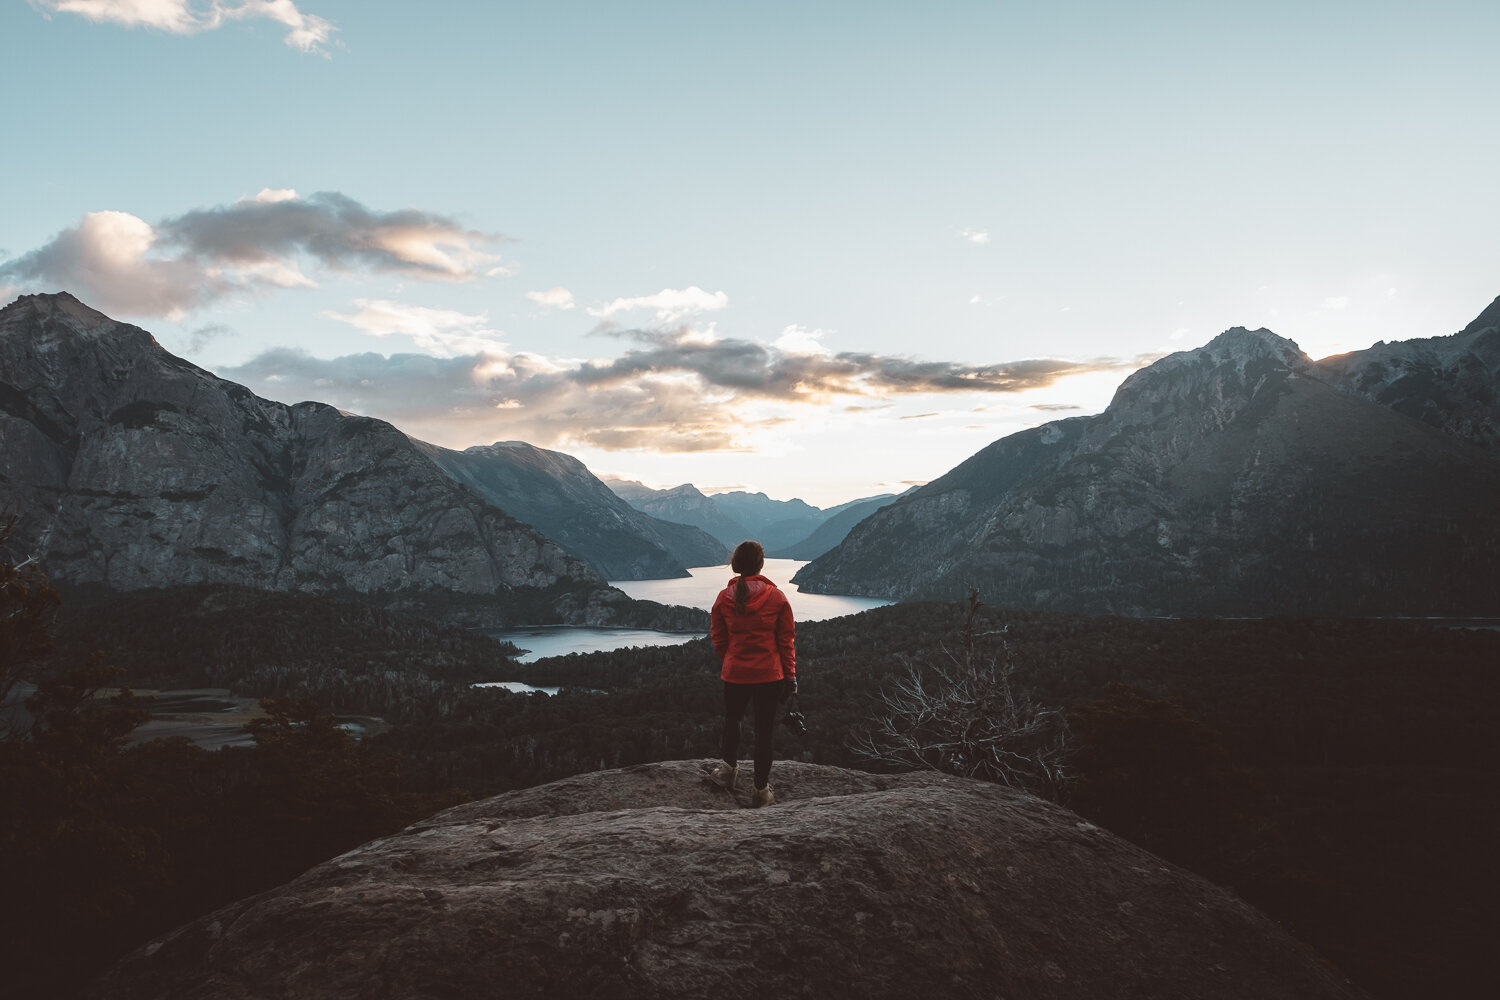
491, 559, 891, 662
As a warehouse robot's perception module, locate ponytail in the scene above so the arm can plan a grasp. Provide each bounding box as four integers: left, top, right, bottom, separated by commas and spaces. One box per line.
729, 539, 765, 615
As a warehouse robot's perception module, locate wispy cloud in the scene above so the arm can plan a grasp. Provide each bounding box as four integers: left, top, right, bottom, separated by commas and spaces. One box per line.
0, 190, 503, 317
30, 0, 336, 53
1322, 295, 1350, 310
959, 229, 990, 244
321, 300, 507, 357
224, 318, 1153, 453
525, 287, 576, 310
586, 286, 728, 322
186, 321, 232, 353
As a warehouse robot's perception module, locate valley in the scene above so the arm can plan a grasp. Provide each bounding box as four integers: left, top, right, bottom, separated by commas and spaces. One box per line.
3, 290, 1499, 1000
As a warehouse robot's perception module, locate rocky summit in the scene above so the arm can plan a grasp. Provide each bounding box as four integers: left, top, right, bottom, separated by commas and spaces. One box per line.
88, 761, 1365, 1000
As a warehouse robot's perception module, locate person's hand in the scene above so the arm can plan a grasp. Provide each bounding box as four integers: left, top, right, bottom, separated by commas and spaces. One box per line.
781, 676, 798, 701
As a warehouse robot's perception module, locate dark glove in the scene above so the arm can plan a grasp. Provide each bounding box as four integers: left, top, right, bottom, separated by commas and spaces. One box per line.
780, 676, 798, 702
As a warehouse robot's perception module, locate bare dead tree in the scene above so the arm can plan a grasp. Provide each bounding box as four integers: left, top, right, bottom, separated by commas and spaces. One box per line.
851, 589, 1070, 799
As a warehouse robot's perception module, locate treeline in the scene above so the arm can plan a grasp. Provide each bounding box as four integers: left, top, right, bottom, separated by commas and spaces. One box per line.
17, 587, 1500, 1000
47, 584, 526, 722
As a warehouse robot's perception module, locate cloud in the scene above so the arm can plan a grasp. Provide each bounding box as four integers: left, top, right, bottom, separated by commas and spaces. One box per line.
186, 321, 232, 353
322, 299, 507, 357
30, 1, 335, 53
770, 324, 832, 357
0, 210, 218, 317
224, 320, 1152, 454
525, 287, 576, 310
587, 286, 729, 322
959, 229, 990, 244
1322, 296, 1350, 310
1029, 403, 1081, 412
0, 190, 503, 317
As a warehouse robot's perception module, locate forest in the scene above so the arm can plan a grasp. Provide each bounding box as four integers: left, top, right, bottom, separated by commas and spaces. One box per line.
4, 570, 1497, 1000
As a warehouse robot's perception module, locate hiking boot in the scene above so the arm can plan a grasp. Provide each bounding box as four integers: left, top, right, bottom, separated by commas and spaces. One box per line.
710, 762, 738, 790
751, 783, 775, 808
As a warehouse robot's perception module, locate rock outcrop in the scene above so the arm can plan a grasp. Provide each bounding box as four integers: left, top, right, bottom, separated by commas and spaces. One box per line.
89, 761, 1366, 1000
0, 293, 676, 626
795, 312, 1500, 616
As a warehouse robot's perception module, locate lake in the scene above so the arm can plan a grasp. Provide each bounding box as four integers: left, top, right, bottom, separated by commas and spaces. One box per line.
488, 559, 890, 663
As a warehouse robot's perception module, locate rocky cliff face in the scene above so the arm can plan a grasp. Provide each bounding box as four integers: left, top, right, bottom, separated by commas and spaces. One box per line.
86, 761, 1366, 1000
796, 316, 1500, 616
0, 293, 648, 626
417, 440, 726, 579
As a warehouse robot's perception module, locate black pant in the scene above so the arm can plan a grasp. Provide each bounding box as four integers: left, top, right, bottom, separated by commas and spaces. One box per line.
722, 680, 782, 789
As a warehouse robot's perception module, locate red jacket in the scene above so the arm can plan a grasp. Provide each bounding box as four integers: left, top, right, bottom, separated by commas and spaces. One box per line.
710, 574, 796, 684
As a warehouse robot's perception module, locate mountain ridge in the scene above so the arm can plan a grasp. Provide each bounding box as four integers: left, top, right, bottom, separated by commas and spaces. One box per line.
415, 439, 726, 579
604, 477, 899, 555
795, 304, 1500, 615
0, 293, 693, 627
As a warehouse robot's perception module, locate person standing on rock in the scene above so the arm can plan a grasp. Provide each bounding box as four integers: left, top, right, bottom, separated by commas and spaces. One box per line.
709, 540, 797, 807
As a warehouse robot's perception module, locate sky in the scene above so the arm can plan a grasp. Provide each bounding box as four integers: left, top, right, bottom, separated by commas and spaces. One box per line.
3, 1, 1498, 507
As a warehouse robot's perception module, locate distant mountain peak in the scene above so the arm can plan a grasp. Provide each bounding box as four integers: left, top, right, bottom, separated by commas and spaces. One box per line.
1109, 324, 1312, 414
1204, 325, 1306, 358
2, 290, 123, 337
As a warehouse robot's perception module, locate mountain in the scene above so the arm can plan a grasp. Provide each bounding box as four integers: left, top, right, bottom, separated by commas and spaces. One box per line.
0, 293, 690, 628
415, 440, 726, 579
707, 490, 822, 549
795, 315, 1500, 616
1319, 293, 1500, 451
86, 761, 1367, 1000
605, 480, 754, 548
606, 479, 899, 555
771, 493, 899, 560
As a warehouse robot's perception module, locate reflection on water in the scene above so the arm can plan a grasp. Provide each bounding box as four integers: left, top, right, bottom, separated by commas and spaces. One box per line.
472, 680, 563, 695
487, 627, 701, 664
612, 559, 892, 620
489, 559, 891, 663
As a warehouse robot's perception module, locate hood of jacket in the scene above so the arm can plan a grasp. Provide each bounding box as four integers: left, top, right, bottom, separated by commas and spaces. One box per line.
719, 574, 779, 612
